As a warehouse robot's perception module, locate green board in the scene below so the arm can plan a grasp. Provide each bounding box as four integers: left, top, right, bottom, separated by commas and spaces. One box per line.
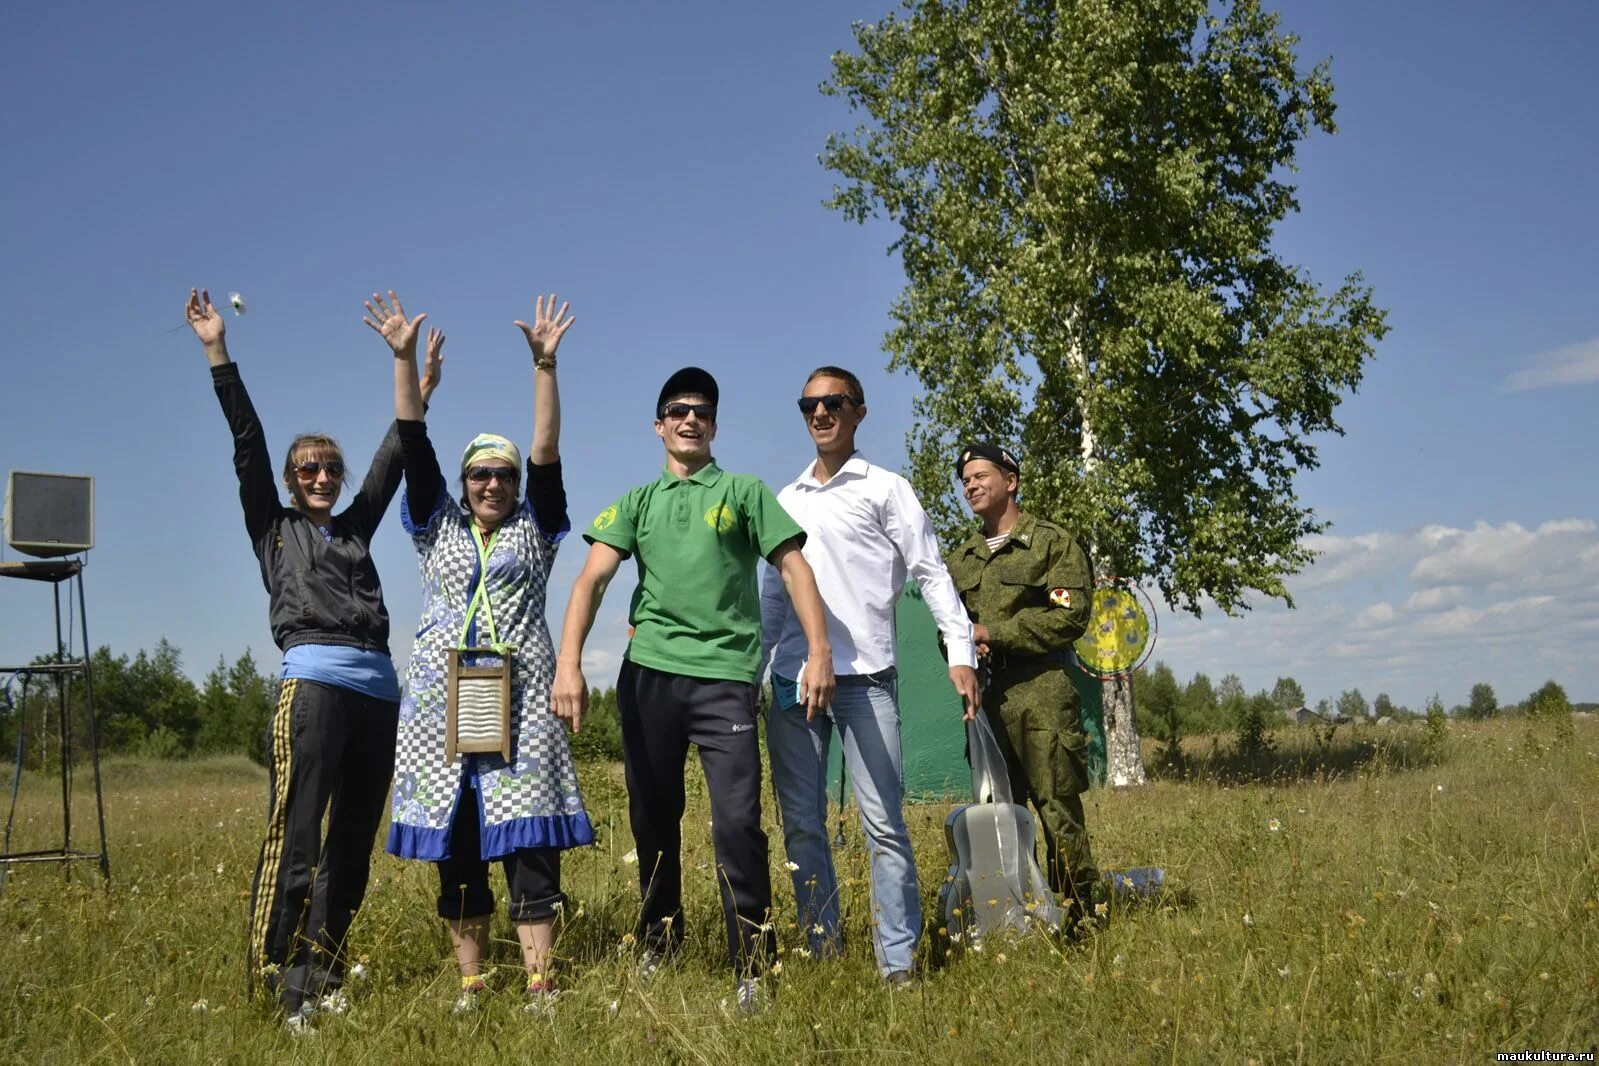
889, 584, 1105, 798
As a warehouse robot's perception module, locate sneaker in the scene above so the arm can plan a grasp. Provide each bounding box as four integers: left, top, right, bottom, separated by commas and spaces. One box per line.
884, 969, 914, 990
636, 948, 668, 983
283, 1004, 318, 1036
452, 975, 489, 1015
523, 973, 557, 1016
734, 976, 767, 1015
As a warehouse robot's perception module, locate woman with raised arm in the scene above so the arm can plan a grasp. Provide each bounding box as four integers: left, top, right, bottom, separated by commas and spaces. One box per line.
369, 292, 594, 1014
183, 287, 440, 1031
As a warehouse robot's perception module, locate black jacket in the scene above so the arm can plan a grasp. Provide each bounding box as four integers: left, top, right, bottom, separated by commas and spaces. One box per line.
212, 363, 401, 654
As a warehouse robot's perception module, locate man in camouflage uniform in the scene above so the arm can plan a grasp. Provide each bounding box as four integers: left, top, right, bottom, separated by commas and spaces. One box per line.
944, 443, 1098, 926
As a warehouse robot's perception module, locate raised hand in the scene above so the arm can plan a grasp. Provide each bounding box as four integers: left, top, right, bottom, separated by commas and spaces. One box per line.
514, 293, 575, 367
362, 290, 428, 358
185, 288, 226, 348
421, 327, 445, 405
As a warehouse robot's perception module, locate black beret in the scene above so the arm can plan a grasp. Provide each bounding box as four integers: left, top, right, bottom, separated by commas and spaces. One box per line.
956, 442, 1021, 479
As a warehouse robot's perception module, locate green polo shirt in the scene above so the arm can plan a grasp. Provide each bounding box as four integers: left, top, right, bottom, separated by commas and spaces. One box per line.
584, 461, 805, 684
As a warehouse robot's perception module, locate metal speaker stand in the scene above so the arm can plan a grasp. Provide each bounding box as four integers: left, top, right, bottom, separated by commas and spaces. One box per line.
0, 559, 111, 894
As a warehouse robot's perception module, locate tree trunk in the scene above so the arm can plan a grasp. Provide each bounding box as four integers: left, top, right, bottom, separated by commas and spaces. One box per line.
1067, 323, 1148, 789
1103, 668, 1147, 787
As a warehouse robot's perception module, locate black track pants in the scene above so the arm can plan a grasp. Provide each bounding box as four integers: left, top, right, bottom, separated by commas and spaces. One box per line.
247, 679, 398, 1013
616, 660, 774, 975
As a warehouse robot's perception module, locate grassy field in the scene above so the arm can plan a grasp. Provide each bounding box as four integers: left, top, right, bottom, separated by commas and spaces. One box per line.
1, 716, 1595, 1064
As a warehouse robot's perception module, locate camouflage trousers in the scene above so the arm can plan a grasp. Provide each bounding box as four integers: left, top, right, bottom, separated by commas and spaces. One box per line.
981, 662, 1097, 901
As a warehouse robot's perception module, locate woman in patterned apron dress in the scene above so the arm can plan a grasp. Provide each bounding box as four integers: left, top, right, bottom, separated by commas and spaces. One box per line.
369, 292, 594, 1013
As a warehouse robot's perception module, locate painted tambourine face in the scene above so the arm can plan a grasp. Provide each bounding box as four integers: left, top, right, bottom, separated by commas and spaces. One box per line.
1073, 579, 1157, 679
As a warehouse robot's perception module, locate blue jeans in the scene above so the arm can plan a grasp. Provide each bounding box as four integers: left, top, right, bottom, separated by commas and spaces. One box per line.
767, 671, 920, 975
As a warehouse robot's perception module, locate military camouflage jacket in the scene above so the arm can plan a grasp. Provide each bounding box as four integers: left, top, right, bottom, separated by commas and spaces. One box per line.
945, 511, 1093, 658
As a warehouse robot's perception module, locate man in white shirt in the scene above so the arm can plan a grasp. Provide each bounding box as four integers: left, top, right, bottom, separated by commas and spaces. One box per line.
760, 366, 981, 985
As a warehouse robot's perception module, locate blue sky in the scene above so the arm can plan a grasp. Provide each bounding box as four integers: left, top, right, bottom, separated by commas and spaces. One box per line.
2, 0, 1594, 712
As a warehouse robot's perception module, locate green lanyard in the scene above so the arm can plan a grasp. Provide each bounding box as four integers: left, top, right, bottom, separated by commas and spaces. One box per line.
458, 528, 516, 657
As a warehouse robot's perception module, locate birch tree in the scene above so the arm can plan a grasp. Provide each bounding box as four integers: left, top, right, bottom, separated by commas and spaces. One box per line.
822, 0, 1387, 785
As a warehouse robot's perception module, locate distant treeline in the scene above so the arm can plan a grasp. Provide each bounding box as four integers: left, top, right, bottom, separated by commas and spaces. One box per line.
1132, 661, 1580, 739
3, 640, 1577, 774
0, 640, 624, 771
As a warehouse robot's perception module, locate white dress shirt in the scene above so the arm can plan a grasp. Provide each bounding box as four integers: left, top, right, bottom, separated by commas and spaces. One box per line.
761, 452, 977, 678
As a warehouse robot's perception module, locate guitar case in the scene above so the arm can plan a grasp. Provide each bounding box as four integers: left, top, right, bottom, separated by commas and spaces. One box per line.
936, 712, 1064, 952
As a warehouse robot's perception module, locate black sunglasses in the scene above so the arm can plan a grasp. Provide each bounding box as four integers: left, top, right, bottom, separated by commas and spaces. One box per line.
661, 402, 717, 421
797, 393, 861, 415
294, 460, 345, 480
465, 466, 519, 485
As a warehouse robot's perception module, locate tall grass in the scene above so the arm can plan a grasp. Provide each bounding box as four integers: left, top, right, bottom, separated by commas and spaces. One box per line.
1, 718, 1595, 1063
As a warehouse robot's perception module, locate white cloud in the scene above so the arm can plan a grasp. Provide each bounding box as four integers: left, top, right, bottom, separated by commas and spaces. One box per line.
1154, 517, 1599, 708
1402, 585, 1468, 611
1408, 520, 1596, 586
1353, 601, 1396, 628
1293, 530, 1407, 590
1503, 336, 1599, 392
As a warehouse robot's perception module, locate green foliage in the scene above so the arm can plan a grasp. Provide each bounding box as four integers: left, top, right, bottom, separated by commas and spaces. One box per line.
1524, 680, 1571, 719
1336, 688, 1369, 721
1134, 662, 1185, 773
1465, 682, 1499, 721
1134, 660, 1311, 740
1525, 680, 1574, 746
822, 0, 1387, 615
1216, 674, 1246, 704
1373, 692, 1396, 719
133, 725, 186, 761
1270, 676, 1306, 713
1423, 695, 1448, 760
0, 641, 276, 768
1180, 671, 1224, 733
1233, 691, 1278, 767
235, 663, 277, 768
569, 686, 623, 762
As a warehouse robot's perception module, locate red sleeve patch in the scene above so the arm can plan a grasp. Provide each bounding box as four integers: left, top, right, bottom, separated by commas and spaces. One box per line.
1048, 587, 1072, 609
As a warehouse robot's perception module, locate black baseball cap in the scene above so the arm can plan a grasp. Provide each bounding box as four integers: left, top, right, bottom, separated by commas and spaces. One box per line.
656, 367, 719, 417
956, 442, 1021, 479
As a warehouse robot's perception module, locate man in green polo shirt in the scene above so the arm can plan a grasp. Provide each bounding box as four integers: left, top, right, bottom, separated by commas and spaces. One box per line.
552, 366, 834, 1011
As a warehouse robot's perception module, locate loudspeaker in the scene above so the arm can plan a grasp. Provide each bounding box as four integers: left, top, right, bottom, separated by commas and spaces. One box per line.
5, 471, 94, 558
